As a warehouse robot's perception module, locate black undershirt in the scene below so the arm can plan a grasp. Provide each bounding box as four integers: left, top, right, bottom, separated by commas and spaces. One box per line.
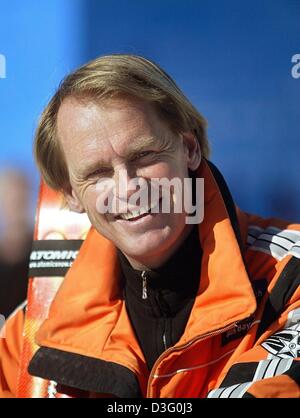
118, 226, 202, 371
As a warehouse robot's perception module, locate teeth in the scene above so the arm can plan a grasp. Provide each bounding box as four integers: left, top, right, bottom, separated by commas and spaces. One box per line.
118, 201, 159, 221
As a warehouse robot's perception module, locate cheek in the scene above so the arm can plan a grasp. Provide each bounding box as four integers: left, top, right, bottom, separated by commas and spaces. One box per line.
81, 185, 115, 229
79, 184, 99, 213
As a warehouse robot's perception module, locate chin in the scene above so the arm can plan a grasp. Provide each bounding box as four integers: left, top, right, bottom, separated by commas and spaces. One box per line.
118, 228, 175, 260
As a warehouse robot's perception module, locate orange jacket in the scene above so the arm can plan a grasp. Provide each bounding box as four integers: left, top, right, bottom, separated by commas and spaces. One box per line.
1, 160, 300, 398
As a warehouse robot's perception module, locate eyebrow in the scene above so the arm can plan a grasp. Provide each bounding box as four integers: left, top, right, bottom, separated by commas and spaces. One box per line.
78, 161, 113, 179
125, 136, 160, 159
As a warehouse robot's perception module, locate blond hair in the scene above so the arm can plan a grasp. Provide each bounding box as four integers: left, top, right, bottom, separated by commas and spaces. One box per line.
34, 54, 209, 191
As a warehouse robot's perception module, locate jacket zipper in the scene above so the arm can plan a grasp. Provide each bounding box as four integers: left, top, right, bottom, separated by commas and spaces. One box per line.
141, 271, 168, 351
158, 295, 169, 351
141, 271, 148, 299
162, 332, 167, 351
146, 320, 238, 397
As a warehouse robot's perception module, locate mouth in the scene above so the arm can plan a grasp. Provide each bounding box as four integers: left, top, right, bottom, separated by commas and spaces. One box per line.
114, 199, 161, 222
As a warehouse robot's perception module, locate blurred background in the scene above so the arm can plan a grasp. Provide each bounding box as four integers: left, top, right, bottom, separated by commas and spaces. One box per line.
0, 1, 299, 313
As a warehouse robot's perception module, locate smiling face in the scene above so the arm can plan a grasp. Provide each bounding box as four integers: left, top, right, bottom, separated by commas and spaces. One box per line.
57, 95, 201, 269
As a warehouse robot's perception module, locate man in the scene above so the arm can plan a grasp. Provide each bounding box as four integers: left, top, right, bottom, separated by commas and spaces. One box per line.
1, 54, 300, 398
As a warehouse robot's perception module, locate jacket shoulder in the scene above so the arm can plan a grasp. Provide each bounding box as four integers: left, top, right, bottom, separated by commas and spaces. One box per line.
237, 208, 300, 262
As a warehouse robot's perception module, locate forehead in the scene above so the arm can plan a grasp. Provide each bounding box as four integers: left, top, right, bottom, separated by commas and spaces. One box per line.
56, 96, 167, 162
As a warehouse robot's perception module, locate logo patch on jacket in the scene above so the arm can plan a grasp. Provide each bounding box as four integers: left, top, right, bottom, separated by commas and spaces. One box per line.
221, 279, 267, 346
261, 324, 300, 358
222, 316, 255, 346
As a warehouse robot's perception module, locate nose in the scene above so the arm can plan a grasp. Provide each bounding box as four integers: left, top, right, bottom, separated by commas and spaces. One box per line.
113, 164, 150, 214
114, 164, 137, 201
96, 164, 143, 217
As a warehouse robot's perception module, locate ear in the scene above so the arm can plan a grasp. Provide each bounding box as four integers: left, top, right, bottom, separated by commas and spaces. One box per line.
64, 188, 85, 213
181, 132, 202, 171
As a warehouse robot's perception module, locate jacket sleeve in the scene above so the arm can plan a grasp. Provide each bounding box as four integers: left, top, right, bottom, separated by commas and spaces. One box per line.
207, 290, 300, 398
0, 305, 25, 398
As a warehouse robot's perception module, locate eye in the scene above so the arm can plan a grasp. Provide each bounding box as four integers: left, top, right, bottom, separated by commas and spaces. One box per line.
133, 151, 155, 161
88, 167, 112, 178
